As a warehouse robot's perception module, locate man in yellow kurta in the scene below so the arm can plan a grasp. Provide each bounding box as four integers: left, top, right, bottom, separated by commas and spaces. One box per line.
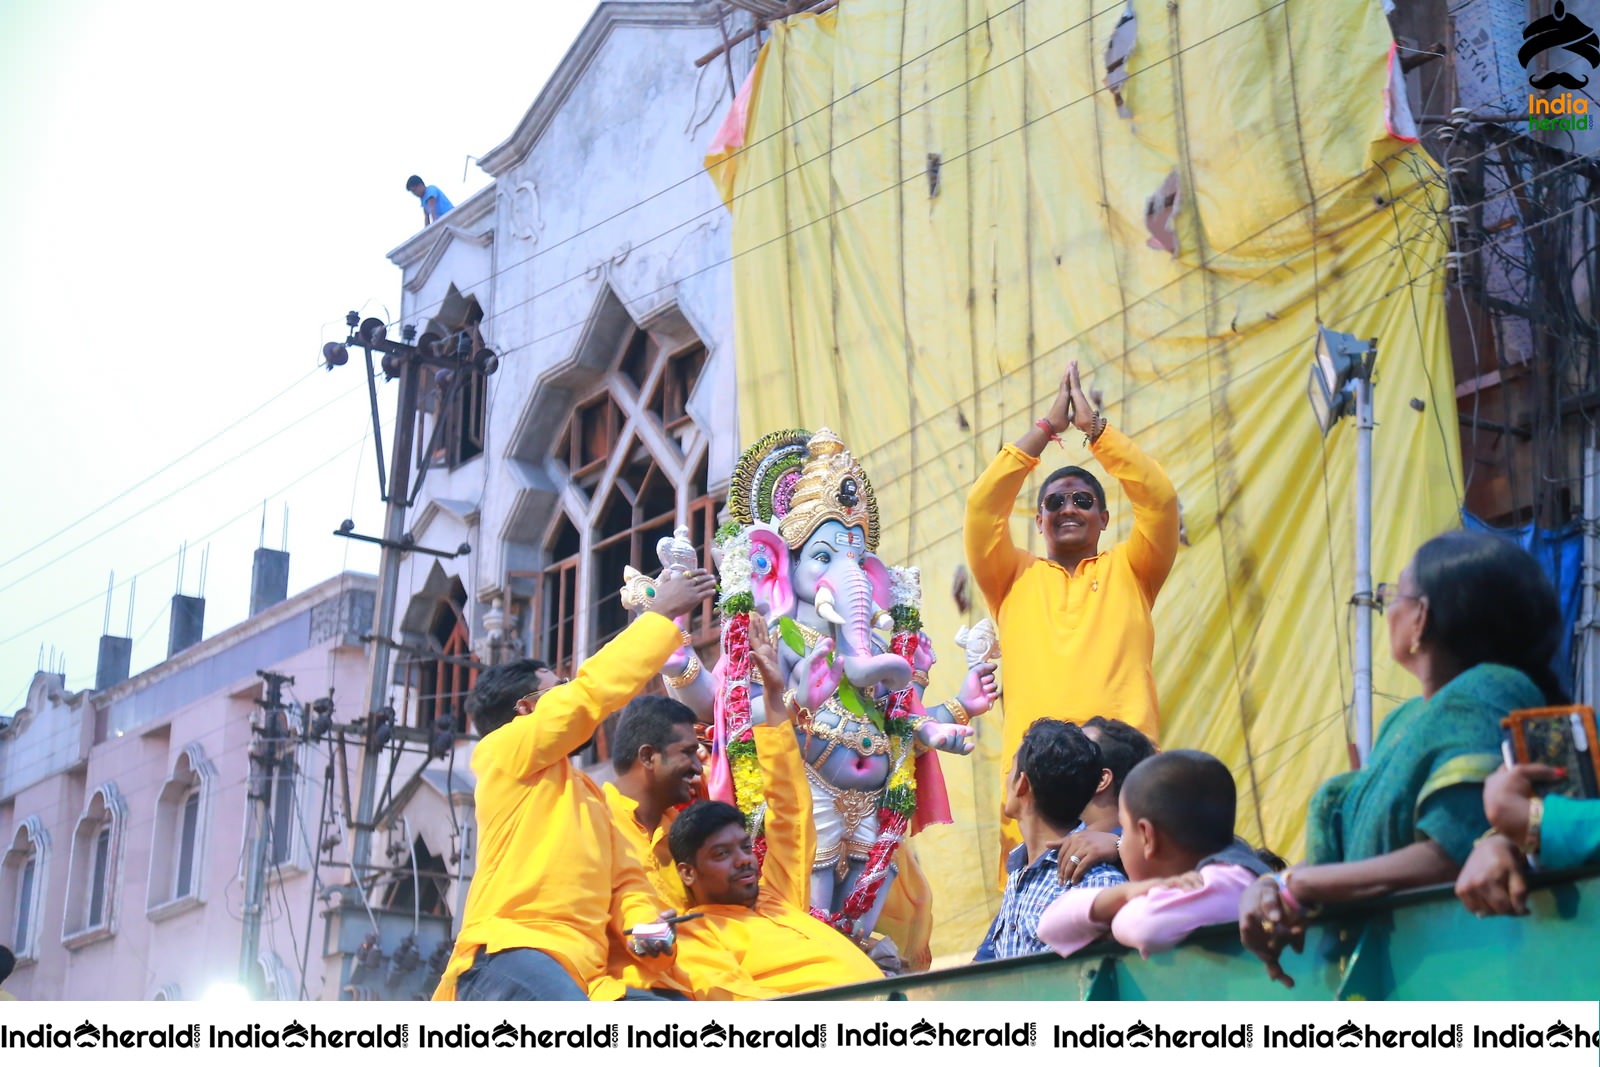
432, 567, 717, 1001
964, 359, 1180, 870
602, 694, 783, 1000
667, 720, 882, 995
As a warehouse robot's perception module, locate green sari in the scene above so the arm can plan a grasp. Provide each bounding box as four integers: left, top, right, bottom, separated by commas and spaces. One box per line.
1542, 796, 1600, 871
1307, 663, 1542, 865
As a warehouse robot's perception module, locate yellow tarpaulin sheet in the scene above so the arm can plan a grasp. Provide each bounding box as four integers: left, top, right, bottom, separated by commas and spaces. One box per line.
709, 0, 1459, 958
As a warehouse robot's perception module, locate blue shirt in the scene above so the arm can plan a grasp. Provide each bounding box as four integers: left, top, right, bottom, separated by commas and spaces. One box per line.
973, 826, 1126, 962
421, 185, 454, 223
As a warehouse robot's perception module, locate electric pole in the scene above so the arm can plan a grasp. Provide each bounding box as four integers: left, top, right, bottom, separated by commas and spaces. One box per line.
242, 668, 293, 995
321, 309, 495, 877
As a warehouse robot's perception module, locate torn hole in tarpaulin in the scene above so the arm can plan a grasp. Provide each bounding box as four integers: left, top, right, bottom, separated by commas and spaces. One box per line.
1384, 41, 1420, 142
1104, 2, 1137, 119
1144, 169, 1180, 256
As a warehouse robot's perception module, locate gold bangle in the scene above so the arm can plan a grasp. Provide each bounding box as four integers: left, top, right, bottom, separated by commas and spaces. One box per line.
666, 656, 701, 688
678, 627, 693, 647
782, 688, 812, 727
1524, 796, 1544, 858
943, 698, 970, 727
911, 669, 930, 688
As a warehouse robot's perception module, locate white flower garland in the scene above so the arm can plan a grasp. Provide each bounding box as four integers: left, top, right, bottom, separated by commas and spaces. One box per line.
889, 564, 922, 611
717, 529, 754, 608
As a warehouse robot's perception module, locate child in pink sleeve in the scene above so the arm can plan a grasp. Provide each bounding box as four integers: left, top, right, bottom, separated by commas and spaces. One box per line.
1038, 751, 1276, 958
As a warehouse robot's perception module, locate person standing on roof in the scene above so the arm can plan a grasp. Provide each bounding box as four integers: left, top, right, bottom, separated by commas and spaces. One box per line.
407, 175, 454, 225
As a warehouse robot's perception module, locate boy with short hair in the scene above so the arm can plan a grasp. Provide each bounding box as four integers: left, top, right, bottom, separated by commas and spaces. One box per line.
974, 720, 1125, 961
1036, 750, 1272, 958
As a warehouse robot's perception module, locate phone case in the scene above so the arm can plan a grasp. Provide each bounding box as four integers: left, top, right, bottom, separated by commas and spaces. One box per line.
1502, 705, 1600, 799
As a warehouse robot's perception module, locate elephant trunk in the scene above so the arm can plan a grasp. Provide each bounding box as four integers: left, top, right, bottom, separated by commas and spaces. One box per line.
818, 561, 874, 658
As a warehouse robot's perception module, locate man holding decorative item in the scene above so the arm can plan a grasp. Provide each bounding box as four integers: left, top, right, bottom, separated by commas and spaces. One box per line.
964, 359, 1180, 872
432, 566, 715, 1001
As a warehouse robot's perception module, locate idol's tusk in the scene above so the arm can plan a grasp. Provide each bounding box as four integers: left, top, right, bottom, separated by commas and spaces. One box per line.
814, 585, 848, 627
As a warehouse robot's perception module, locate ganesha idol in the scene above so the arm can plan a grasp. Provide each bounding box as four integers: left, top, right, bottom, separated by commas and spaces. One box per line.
656, 427, 998, 941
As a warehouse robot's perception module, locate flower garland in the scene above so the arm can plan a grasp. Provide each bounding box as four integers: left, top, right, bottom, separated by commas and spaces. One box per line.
714, 524, 766, 845
718, 534, 927, 934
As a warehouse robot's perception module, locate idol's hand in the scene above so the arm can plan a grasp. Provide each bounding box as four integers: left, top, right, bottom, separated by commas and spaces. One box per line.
957, 662, 999, 717
916, 719, 976, 756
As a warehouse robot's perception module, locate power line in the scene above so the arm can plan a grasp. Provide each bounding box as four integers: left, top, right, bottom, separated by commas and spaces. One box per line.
376, 0, 1275, 342
0, 434, 371, 651
3, 3, 1460, 638
0, 366, 324, 576
0, 377, 372, 598
472, 1, 1298, 349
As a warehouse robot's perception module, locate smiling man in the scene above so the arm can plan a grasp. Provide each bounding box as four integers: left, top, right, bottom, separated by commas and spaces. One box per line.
964, 359, 1180, 873
605, 695, 706, 911
665, 630, 882, 996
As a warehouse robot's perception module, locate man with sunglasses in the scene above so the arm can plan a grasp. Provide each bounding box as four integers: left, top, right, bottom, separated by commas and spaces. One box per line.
965, 359, 1180, 873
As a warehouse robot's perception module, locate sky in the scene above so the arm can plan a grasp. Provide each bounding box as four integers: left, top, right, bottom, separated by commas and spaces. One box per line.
0, 0, 602, 709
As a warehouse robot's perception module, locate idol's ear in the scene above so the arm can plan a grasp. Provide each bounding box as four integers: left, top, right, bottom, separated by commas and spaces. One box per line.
861, 553, 893, 618
748, 524, 795, 618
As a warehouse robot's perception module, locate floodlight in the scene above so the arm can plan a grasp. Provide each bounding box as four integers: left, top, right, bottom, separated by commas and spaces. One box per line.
1307, 326, 1372, 435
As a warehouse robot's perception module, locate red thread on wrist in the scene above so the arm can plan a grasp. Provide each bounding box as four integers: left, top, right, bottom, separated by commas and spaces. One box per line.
1035, 417, 1064, 448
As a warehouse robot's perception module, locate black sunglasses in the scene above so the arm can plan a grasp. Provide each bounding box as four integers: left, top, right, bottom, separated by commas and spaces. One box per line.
1042, 490, 1098, 513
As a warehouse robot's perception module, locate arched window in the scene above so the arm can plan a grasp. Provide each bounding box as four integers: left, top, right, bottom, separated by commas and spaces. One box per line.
380, 835, 452, 919
537, 317, 723, 767
422, 287, 491, 471
1, 816, 49, 961
400, 573, 481, 732
417, 591, 477, 732
64, 784, 126, 945
148, 744, 215, 916
591, 443, 678, 648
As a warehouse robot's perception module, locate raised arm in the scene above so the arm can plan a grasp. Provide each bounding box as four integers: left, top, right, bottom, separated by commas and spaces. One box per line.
747, 618, 817, 909
1088, 424, 1179, 600
963, 368, 1075, 612
484, 570, 716, 779
1052, 359, 1180, 600
753, 721, 815, 911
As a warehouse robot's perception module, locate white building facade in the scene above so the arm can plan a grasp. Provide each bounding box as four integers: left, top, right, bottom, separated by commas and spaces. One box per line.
377, 1, 750, 759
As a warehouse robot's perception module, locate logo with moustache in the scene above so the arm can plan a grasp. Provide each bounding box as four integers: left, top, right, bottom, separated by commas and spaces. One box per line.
1521, 1, 1600, 90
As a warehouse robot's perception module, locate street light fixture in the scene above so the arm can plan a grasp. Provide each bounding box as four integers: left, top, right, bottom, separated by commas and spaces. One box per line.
1306, 326, 1378, 765
1307, 326, 1373, 435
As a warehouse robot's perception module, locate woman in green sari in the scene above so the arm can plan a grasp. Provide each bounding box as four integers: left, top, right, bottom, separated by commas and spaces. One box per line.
1238, 531, 1564, 987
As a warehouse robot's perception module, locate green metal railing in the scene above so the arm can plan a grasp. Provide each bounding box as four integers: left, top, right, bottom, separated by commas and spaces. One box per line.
797, 867, 1600, 1001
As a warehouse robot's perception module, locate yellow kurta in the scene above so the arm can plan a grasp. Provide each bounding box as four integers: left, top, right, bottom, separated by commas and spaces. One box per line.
965, 427, 1180, 866
683, 724, 882, 995
433, 612, 691, 1001
602, 783, 776, 1000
